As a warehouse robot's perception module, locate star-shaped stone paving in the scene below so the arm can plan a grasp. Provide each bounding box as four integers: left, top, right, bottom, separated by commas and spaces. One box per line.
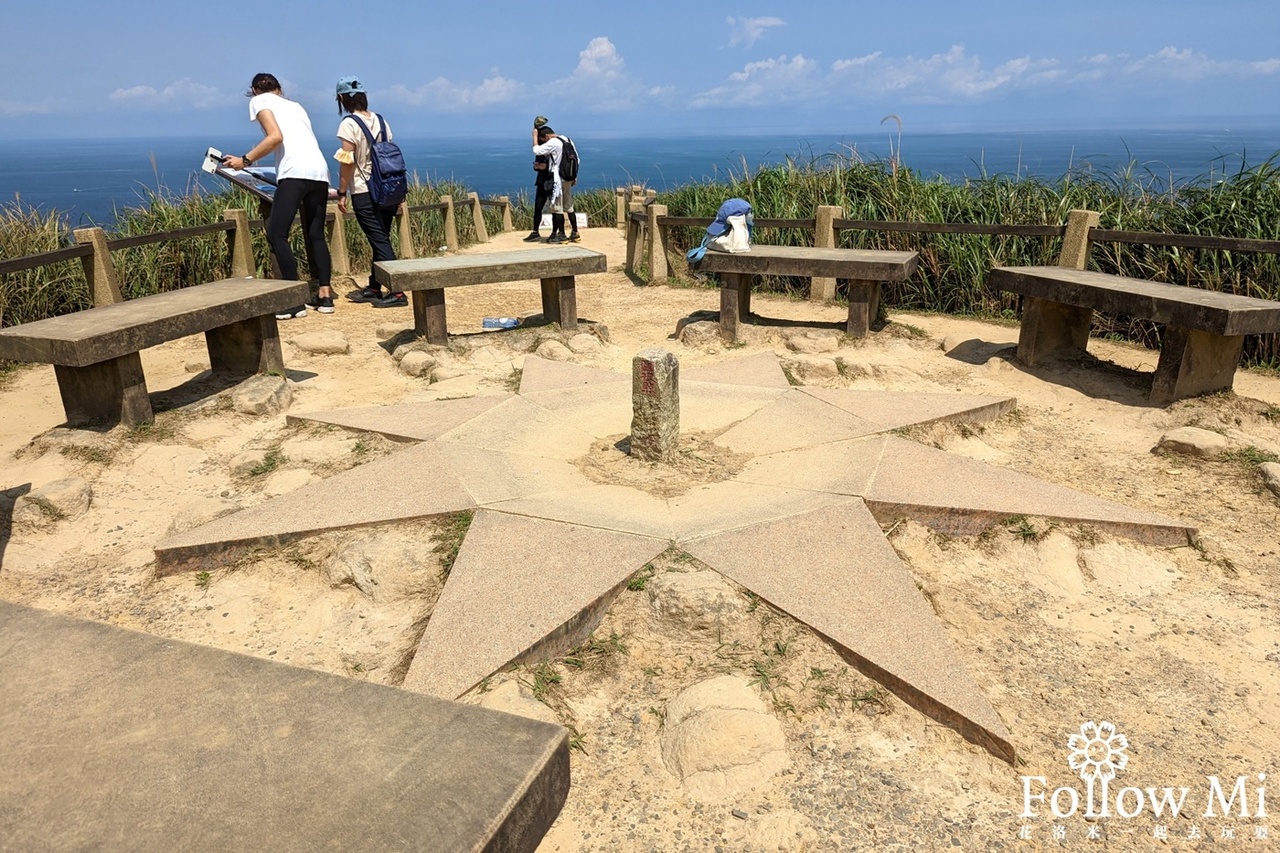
156, 352, 1193, 763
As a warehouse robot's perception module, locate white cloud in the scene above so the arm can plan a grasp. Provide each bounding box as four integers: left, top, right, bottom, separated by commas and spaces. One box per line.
385, 73, 522, 110
726, 16, 785, 48
378, 38, 663, 115
1121, 46, 1280, 82
547, 37, 652, 111
574, 36, 626, 80
694, 54, 819, 107
832, 52, 882, 72
0, 99, 50, 116
108, 78, 227, 109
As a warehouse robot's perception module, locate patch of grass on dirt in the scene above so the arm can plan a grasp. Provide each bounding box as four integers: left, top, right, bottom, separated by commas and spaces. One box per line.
431, 510, 474, 580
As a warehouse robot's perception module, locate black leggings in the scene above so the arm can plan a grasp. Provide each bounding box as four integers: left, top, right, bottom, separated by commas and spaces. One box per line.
266, 178, 331, 285
351, 192, 397, 291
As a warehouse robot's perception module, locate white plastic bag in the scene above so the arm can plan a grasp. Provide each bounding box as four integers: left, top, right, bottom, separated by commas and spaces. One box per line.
708, 214, 751, 253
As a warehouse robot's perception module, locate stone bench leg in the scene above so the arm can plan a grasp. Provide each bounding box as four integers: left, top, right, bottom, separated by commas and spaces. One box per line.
1016, 296, 1093, 365
846, 280, 881, 336
54, 353, 152, 427
718, 273, 752, 342
205, 315, 285, 376
1151, 325, 1245, 403
413, 289, 448, 345
540, 275, 578, 330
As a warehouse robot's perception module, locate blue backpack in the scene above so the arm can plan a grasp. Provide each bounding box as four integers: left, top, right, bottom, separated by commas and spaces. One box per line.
347, 114, 408, 209
686, 198, 754, 262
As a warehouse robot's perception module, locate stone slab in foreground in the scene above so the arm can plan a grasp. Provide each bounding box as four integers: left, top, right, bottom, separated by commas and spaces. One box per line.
0, 601, 568, 852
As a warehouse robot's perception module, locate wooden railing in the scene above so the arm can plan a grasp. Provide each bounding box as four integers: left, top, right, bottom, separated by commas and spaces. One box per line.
626, 203, 1280, 289
0, 193, 514, 320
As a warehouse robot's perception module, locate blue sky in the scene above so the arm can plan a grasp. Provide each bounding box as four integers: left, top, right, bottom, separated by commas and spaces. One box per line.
4, 0, 1279, 140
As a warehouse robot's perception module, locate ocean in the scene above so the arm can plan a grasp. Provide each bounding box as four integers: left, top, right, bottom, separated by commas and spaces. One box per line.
2, 127, 1278, 228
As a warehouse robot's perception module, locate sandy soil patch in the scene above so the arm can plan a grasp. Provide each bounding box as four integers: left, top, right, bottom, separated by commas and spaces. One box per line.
2, 225, 1278, 851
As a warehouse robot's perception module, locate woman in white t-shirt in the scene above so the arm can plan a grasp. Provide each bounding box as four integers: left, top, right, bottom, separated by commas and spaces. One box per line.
333, 76, 404, 308
223, 72, 333, 317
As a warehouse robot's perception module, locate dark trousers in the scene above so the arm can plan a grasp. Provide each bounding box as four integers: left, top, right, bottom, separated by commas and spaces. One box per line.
532, 180, 550, 231
351, 192, 397, 291
266, 178, 331, 285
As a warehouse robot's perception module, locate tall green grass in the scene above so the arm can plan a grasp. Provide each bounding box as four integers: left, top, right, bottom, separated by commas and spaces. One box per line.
559, 150, 1280, 364
0, 177, 494, 328
5, 151, 1280, 364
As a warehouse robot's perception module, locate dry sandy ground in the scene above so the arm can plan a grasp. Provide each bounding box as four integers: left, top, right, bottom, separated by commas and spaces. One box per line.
2, 225, 1278, 851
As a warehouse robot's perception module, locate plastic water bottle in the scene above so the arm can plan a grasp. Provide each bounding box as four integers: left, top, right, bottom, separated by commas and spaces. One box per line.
482, 317, 520, 330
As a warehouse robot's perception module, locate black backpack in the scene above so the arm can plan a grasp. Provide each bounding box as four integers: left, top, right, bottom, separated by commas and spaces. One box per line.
347, 114, 408, 209
558, 136, 579, 183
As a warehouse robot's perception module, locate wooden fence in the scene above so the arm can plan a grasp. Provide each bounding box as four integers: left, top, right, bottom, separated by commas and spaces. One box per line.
0, 194, 514, 317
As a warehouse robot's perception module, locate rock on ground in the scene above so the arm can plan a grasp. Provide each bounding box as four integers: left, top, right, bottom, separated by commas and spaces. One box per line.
660, 674, 789, 800
535, 340, 573, 361
13, 477, 92, 528
231, 375, 291, 416
785, 330, 840, 354
566, 333, 603, 355
1156, 426, 1228, 459
399, 351, 437, 377
648, 569, 748, 636
678, 320, 721, 348
324, 536, 441, 604
1260, 461, 1280, 497
290, 330, 350, 355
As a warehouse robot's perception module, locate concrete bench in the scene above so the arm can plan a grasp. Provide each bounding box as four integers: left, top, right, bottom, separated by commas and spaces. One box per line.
374, 246, 608, 344
690, 245, 920, 341
0, 601, 568, 852
0, 278, 307, 426
991, 266, 1280, 402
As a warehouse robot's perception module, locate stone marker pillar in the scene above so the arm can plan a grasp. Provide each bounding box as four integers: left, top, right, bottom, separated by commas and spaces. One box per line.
326, 202, 351, 276
646, 204, 668, 283
810, 205, 842, 302
441, 195, 459, 252
223, 208, 255, 279
396, 202, 417, 259
1057, 209, 1100, 270
631, 349, 680, 463
73, 227, 124, 306
468, 192, 489, 243
498, 196, 513, 232
615, 188, 627, 228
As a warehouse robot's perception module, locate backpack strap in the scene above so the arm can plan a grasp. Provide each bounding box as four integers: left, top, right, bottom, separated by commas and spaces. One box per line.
346, 113, 379, 147
374, 114, 388, 143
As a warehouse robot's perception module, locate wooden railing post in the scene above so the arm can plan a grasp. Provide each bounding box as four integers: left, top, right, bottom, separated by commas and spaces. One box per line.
396, 202, 417, 259
222, 208, 255, 279
1057, 209, 1100, 270
498, 196, 513, 232
325, 202, 351, 276
646, 204, 669, 283
72, 227, 124, 306
810, 204, 843, 301
625, 202, 645, 274
615, 188, 627, 229
441, 195, 459, 252
468, 192, 489, 243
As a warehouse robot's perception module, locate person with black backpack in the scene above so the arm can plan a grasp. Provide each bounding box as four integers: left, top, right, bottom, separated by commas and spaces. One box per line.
333, 76, 407, 308
531, 124, 581, 244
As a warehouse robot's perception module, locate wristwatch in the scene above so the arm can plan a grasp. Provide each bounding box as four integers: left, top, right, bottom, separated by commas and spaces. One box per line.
243, 154, 254, 167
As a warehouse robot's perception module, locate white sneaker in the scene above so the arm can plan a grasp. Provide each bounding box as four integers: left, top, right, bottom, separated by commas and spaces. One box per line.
275, 306, 308, 320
